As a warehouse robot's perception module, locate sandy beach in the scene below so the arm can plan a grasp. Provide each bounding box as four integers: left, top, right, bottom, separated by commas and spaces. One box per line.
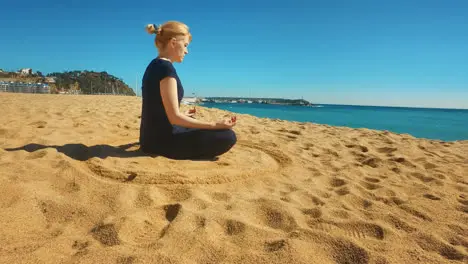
0, 93, 467, 264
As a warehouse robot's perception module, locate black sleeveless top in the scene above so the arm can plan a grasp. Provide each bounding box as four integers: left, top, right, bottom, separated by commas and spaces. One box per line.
139, 58, 184, 153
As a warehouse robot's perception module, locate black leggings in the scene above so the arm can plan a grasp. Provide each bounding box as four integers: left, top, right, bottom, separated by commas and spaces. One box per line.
157, 129, 237, 160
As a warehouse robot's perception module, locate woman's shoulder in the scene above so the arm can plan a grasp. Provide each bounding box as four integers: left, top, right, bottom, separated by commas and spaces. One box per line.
150, 58, 175, 67
149, 58, 177, 73
144, 58, 178, 81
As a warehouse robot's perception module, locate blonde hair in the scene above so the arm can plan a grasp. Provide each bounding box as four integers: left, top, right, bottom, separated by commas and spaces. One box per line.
145, 21, 192, 50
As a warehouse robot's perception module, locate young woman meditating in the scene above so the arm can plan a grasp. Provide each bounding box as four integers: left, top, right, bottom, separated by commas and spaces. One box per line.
139, 21, 237, 160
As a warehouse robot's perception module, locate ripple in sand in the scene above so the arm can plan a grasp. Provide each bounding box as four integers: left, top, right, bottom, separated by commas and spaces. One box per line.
85, 141, 290, 185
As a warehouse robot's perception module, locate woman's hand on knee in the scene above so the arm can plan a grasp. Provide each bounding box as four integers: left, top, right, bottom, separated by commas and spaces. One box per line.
184, 107, 196, 118
214, 117, 236, 129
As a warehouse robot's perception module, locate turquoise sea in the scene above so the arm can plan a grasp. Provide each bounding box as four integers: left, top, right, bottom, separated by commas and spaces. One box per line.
201, 103, 468, 142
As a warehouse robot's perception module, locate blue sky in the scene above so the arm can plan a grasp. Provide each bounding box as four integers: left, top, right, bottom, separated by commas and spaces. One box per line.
1, 0, 467, 109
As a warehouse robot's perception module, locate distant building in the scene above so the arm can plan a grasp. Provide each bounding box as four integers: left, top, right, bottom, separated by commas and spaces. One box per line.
0, 81, 7, 92
45, 77, 56, 83
0, 81, 50, 94
181, 97, 200, 105
20, 68, 32, 75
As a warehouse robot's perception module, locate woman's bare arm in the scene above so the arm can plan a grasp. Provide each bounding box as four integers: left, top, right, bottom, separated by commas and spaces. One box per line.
160, 77, 219, 129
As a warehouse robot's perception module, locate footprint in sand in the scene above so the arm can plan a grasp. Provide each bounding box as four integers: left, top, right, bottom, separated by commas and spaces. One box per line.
29, 120, 47, 128
329, 177, 347, 188
364, 177, 380, 183
90, 223, 120, 246
304, 192, 326, 206
256, 200, 298, 232
224, 219, 246, 236
302, 142, 314, 150
326, 176, 352, 196
210, 192, 230, 202
335, 186, 351, 196
376, 146, 397, 154
422, 193, 441, 200
159, 187, 192, 202
399, 205, 432, 222
423, 162, 438, 170
302, 208, 322, 218
39, 199, 85, 224
458, 194, 468, 206
264, 239, 288, 252
307, 219, 387, 240
389, 156, 416, 168
274, 129, 300, 141
360, 156, 382, 168
447, 235, 468, 250
345, 144, 369, 153
116, 203, 182, 248
409, 172, 443, 186
329, 238, 371, 264
164, 204, 181, 222
383, 214, 417, 233
116, 256, 136, 264
457, 205, 468, 214
72, 240, 90, 256
194, 215, 206, 228
360, 181, 383, 191
85, 140, 291, 185
447, 224, 468, 240
135, 189, 153, 208
329, 209, 351, 219
414, 233, 467, 261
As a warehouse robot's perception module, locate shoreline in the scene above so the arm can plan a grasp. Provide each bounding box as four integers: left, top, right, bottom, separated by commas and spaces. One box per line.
1, 92, 466, 142
199, 102, 468, 143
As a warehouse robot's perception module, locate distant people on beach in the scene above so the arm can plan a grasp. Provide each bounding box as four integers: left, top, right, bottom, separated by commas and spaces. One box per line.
139, 21, 237, 160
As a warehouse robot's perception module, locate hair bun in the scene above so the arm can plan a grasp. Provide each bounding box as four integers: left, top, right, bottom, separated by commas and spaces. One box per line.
145, 24, 158, 35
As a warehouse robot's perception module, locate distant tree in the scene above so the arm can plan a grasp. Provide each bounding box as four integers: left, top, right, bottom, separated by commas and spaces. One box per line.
43, 70, 135, 95
71, 81, 80, 93
49, 83, 58, 94
36, 71, 44, 77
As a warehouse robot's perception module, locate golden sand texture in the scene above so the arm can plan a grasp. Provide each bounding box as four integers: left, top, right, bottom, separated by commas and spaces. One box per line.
0, 93, 467, 264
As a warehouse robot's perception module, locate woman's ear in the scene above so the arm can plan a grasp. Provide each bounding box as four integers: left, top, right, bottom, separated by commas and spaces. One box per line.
170, 37, 177, 48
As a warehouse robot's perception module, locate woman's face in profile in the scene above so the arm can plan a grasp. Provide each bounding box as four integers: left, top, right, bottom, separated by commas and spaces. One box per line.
170, 35, 190, 63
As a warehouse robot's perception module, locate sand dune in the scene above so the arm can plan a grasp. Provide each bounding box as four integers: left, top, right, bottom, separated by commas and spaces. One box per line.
0, 93, 467, 264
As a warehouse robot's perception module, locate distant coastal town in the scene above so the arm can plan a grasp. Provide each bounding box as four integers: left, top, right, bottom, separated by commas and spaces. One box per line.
182, 97, 314, 106
0, 68, 135, 96
1, 68, 314, 106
